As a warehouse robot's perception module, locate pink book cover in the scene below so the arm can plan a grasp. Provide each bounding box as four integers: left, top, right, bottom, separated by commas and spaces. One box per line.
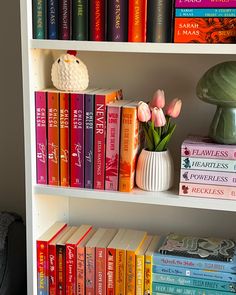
96, 248, 106, 295
182, 135, 236, 160
86, 247, 96, 295
70, 93, 84, 188
181, 169, 236, 186
106, 248, 116, 295
49, 243, 57, 295
77, 247, 86, 295
179, 182, 236, 200
35, 91, 47, 184
175, 0, 236, 7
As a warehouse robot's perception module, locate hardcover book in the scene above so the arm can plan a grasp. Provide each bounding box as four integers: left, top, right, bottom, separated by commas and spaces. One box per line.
128, 0, 147, 42
107, 0, 128, 41
175, 0, 236, 8
48, 0, 59, 39
147, 0, 174, 42
59, 0, 72, 39
72, 0, 88, 40
33, 0, 46, 39
89, 0, 106, 41
174, 17, 236, 43
35, 91, 47, 185
37, 222, 67, 295
176, 8, 236, 17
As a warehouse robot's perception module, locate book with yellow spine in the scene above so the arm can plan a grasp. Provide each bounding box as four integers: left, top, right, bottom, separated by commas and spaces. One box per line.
144, 236, 161, 295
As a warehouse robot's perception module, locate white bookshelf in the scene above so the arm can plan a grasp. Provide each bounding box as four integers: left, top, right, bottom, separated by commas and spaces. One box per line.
20, 0, 236, 294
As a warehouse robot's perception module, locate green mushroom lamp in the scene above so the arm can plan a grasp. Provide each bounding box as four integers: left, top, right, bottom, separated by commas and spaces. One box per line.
196, 61, 236, 145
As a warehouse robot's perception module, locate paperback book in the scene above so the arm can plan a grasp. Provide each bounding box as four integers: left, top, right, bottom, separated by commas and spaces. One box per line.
175, 0, 236, 7
175, 8, 236, 17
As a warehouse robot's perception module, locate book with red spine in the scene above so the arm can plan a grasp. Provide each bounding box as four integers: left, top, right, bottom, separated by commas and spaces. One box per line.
65, 225, 93, 295
89, 0, 106, 41
77, 229, 96, 295
60, 92, 70, 187
95, 229, 118, 295
37, 222, 67, 295
35, 91, 47, 184
56, 226, 78, 295
70, 93, 85, 188
128, 0, 147, 42
59, 0, 72, 39
48, 91, 60, 186
94, 89, 122, 190
48, 226, 69, 295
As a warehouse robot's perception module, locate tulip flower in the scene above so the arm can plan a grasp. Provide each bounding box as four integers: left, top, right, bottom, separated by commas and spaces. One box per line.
137, 102, 151, 122
166, 98, 182, 118
149, 89, 165, 109
152, 107, 166, 127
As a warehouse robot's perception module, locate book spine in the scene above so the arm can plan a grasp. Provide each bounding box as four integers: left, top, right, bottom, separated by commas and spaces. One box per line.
136, 254, 144, 295
96, 248, 106, 295
119, 107, 140, 192
153, 254, 236, 273
175, 0, 236, 8
176, 8, 236, 17
147, 0, 173, 42
70, 93, 84, 188
174, 18, 236, 43
181, 144, 236, 160
73, 0, 88, 40
107, 248, 116, 295
60, 93, 70, 187
35, 91, 47, 185
180, 169, 236, 186
77, 247, 85, 295
126, 250, 136, 295
128, 0, 147, 42
105, 106, 121, 191
107, 0, 128, 41
47, 92, 60, 186
57, 245, 66, 295
179, 182, 236, 200
86, 247, 95, 295
47, 0, 59, 39
152, 282, 231, 295
59, 0, 72, 39
181, 156, 236, 172
144, 255, 152, 295
84, 93, 94, 189
33, 0, 46, 39
89, 0, 106, 41
37, 241, 48, 295
49, 244, 57, 295
116, 249, 126, 295
66, 244, 76, 295
152, 264, 236, 282
152, 273, 236, 292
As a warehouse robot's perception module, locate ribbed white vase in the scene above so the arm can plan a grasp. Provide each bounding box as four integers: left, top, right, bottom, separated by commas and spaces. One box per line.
135, 149, 174, 192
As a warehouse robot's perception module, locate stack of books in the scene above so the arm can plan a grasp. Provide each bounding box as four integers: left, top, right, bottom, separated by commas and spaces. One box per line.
174, 0, 236, 43
152, 233, 236, 295
179, 135, 236, 200
35, 88, 144, 192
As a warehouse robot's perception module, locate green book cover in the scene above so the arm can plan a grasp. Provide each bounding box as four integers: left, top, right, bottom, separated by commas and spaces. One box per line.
72, 0, 88, 40
33, 0, 46, 39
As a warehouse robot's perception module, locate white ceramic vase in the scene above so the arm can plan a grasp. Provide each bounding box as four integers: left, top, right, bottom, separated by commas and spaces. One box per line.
135, 149, 174, 192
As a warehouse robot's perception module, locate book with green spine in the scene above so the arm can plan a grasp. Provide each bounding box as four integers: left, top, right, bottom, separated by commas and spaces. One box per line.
33, 0, 46, 39
72, 0, 88, 40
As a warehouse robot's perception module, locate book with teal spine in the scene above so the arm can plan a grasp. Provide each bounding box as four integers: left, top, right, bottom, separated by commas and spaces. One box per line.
33, 0, 46, 39
152, 273, 236, 292
176, 8, 236, 17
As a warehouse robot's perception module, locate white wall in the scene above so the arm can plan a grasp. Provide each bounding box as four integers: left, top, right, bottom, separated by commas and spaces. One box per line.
0, 0, 25, 219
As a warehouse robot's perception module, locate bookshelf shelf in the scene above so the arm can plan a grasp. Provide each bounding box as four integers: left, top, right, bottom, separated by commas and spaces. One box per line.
34, 185, 236, 213
30, 40, 236, 55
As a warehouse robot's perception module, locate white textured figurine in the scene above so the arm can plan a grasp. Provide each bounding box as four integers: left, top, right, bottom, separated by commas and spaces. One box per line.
51, 50, 89, 91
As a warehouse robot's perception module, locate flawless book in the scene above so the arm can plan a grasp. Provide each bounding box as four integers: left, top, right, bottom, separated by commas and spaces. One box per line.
128, 0, 147, 42
89, 0, 106, 41
175, 0, 236, 7
33, 0, 46, 39
59, 0, 72, 39
72, 0, 88, 40
48, 0, 59, 39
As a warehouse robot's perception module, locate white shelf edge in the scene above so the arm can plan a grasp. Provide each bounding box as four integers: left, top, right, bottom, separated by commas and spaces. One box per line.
34, 185, 236, 212
30, 40, 236, 55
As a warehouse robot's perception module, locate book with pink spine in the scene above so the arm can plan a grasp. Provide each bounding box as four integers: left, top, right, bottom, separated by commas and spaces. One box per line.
35, 91, 47, 184
105, 100, 131, 191
175, 0, 236, 7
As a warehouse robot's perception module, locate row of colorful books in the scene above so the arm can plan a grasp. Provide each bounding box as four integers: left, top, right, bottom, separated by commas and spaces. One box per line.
179, 135, 236, 200
174, 0, 236, 43
37, 222, 236, 295
35, 89, 143, 192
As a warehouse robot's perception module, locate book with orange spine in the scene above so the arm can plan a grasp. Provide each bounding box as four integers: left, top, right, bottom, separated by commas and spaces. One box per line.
119, 101, 143, 192
128, 0, 147, 42
47, 91, 60, 186
60, 92, 70, 187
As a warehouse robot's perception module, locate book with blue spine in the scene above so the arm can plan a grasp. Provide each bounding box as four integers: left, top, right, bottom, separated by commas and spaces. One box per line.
176, 8, 236, 17
152, 273, 236, 292
152, 264, 236, 282
47, 0, 59, 39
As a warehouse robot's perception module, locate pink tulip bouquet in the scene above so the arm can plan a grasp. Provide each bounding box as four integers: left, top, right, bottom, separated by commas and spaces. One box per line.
138, 89, 182, 152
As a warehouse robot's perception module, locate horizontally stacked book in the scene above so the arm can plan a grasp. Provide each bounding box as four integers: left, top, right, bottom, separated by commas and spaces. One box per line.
35, 88, 143, 192
174, 0, 236, 43
179, 135, 236, 200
